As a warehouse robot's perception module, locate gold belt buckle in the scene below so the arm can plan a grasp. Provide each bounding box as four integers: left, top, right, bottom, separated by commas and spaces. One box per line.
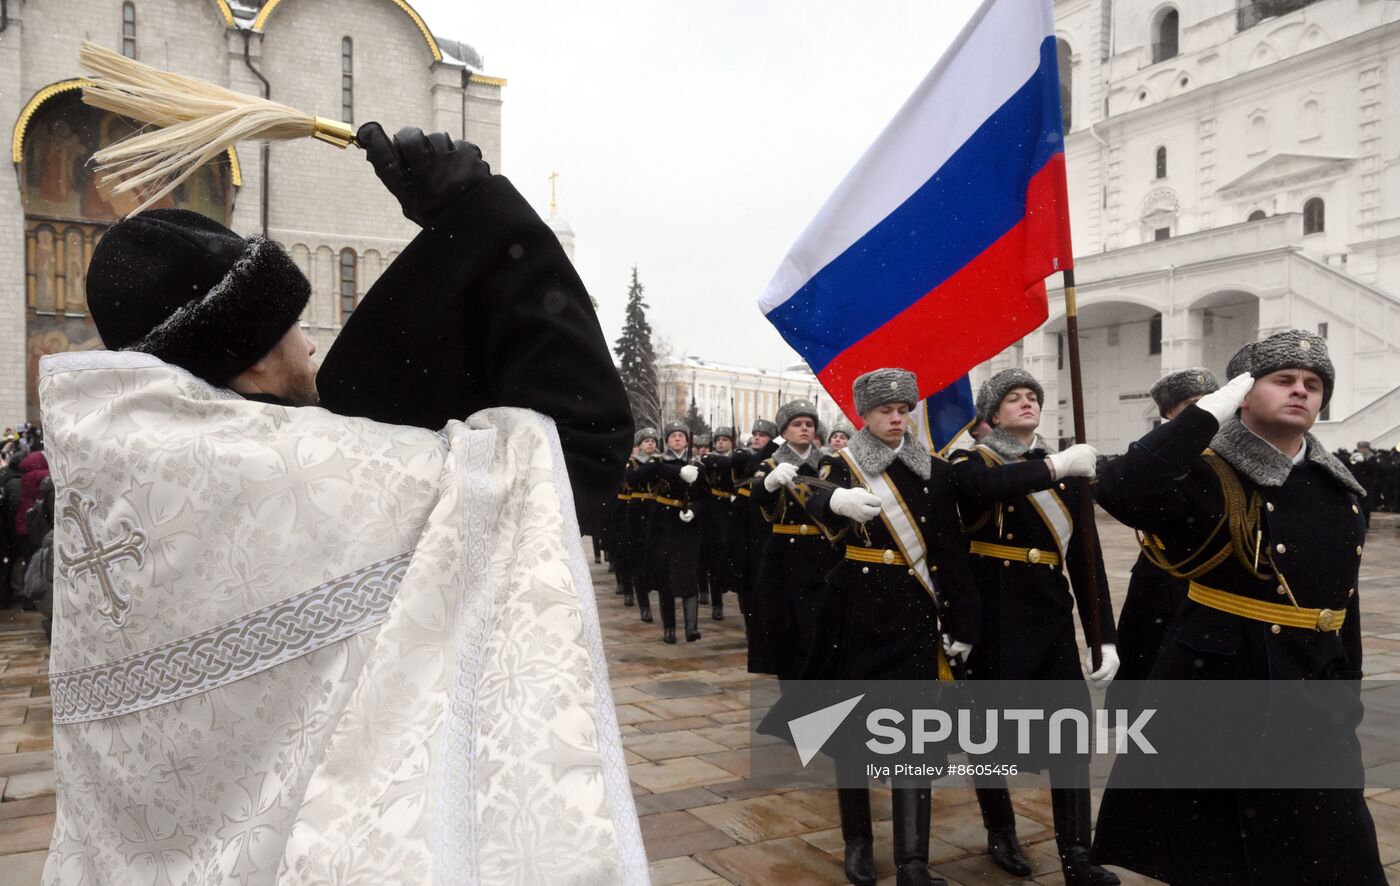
882, 549, 895, 564
799, 524, 810, 535
1316, 608, 1338, 632
1026, 548, 1042, 564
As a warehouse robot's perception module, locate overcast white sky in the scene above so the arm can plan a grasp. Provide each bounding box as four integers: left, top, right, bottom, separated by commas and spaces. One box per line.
412, 0, 983, 370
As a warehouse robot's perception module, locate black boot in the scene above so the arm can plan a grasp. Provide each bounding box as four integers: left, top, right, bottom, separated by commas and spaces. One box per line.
699, 584, 709, 604
1051, 787, 1119, 886
683, 595, 702, 642
712, 590, 724, 620
837, 788, 875, 886
892, 787, 945, 886
975, 785, 1031, 877
637, 589, 652, 623
660, 592, 677, 644
623, 586, 635, 607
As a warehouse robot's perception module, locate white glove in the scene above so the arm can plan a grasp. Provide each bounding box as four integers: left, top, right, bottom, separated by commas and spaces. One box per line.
942, 635, 973, 668
763, 462, 798, 492
679, 465, 699, 484
830, 487, 881, 522
1047, 443, 1098, 479
1196, 372, 1255, 424
1086, 643, 1120, 689
678, 508, 695, 523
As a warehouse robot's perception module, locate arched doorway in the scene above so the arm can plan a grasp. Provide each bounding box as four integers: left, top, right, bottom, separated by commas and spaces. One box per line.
1189, 290, 1260, 378
1045, 300, 1164, 453
17, 85, 234, 418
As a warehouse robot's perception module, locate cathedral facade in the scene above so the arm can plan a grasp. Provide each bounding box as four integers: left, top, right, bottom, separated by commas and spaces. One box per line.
0, 0, 504, 420
976, 0, 1400, 452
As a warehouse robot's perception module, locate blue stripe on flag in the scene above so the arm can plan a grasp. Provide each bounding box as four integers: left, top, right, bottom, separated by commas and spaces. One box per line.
765, 36, 1062, 374
925, 375, 976, 454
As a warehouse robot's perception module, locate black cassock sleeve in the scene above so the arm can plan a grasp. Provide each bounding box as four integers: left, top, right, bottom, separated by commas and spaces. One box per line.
316, 175, 633, 536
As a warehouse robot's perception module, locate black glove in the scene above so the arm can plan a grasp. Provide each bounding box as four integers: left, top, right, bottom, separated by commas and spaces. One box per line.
357, 122, 492, 227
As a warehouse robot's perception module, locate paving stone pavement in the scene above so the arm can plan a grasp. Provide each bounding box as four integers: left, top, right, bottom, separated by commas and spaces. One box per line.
3, 511, 1400, 884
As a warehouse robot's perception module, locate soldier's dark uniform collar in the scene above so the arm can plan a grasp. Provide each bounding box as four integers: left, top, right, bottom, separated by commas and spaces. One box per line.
772, 441, 823, 471
1210, 416, 1363, 495
845, 427, 931, 480
980, 427, 1054, 462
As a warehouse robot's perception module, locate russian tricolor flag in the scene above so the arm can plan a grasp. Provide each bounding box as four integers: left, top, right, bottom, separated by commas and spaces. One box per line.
759, 0, 1072, 425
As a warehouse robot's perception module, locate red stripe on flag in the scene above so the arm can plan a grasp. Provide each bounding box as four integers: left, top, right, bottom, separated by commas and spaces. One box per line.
819, 157, 1067, 421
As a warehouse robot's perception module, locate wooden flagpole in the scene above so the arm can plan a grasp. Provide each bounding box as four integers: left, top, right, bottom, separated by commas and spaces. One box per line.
1061, 267, 1103, 670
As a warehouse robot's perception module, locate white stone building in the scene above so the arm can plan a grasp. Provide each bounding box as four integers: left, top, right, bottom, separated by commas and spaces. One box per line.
1, 0, 505, 421
657, 355, 845, 441
976, 0, 1400, 452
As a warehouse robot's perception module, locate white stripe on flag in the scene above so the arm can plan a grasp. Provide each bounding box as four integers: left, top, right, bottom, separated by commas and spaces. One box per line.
759, 0, 1056, 315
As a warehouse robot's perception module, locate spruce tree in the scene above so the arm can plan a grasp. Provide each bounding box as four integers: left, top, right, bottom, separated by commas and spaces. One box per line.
684, 394, 712, 438
613, 266, 662, 430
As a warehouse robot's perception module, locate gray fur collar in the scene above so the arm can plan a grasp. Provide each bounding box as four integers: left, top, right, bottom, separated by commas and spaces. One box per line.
661, 449, 689, 463
632, 452, 652, 464
845, 428, 931, 481
773, 442, 823, 471
980, 427, 1055, 461
1210, 418, 1364, 496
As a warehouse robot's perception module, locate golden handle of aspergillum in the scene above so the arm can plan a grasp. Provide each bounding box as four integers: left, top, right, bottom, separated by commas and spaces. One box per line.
312, 117, 358, 148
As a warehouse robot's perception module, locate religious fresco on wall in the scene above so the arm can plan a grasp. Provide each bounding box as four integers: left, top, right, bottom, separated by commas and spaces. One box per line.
20, 90, 233, 418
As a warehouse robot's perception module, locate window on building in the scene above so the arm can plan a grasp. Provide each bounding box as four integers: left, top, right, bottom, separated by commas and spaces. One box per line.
1107, 326, 1120, 347
341, 37, 354, 124
1056, 39, 1073, 132
339, 249, 357, 318
1154, 227, 1171, 241
1317, 322, 1328, 340
1149, 313, 1163, 355
1247, 209, 1267, 222
1153, 8, 1179, 63
1303, 197, 1325, 235
1057, 333, 1065, 371
1155, 146, 1167, 179
1238, 0, 1323, 31
121, 2, 137, 59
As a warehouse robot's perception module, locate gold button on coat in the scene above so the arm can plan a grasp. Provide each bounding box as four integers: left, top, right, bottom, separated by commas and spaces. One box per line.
1270, 624, 1281, 634
1275, 543, 1286, 554
882, 549, 895, 564
1357, 545, 1363, 555
1027, 548, 1042, 564
1266, 502, 1274, 512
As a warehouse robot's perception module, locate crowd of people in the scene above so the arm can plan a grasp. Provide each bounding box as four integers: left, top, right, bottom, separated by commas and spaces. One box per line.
595, 328, 1385, 886
0, 423, 54, 634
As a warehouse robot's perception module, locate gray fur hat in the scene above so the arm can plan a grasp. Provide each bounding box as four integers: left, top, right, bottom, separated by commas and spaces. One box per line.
1226, 329, 1335, 406
713, 426, 735, 441
828, 422, 854, 440
1149, 367, 1219, 417
853, 368, 919, 415
662, 422, 691, 441
775, 399, 819, 433
751, 419, 779, 438
693, 434, 712, 448
975, 369, 1044, 424
634, 427, 659, 446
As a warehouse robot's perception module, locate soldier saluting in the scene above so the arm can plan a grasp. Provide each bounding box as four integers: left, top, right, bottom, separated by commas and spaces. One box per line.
797, 369, 982, 886
1090, 331, 1385, 884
